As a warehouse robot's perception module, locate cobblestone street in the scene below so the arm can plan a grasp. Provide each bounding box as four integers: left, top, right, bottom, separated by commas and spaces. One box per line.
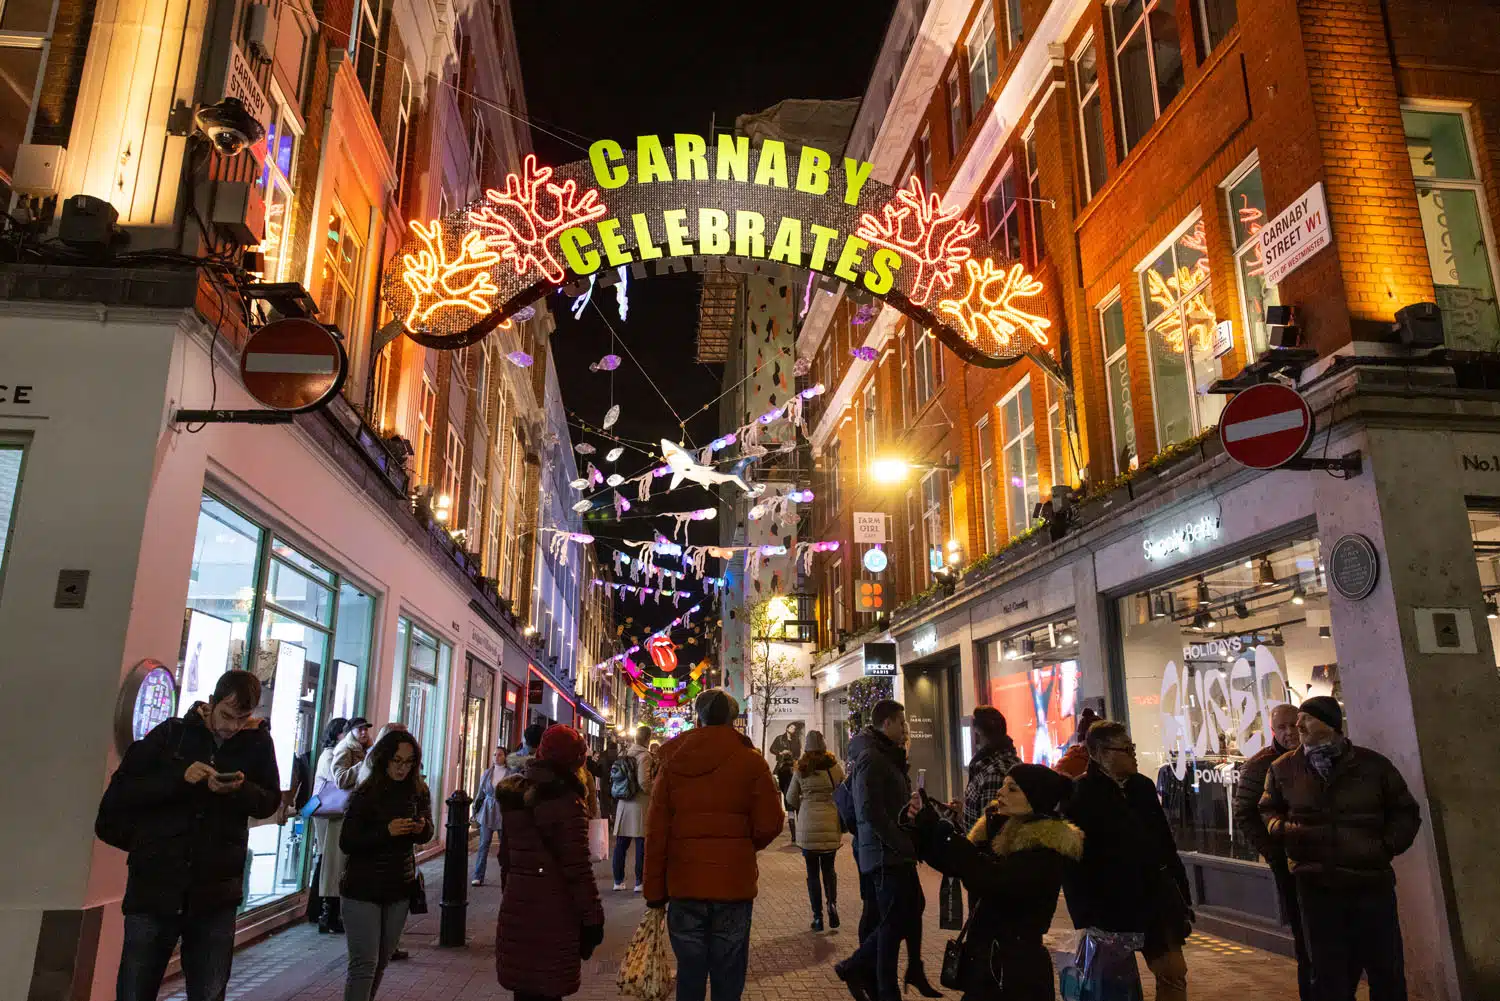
164, 835, 1328, 1001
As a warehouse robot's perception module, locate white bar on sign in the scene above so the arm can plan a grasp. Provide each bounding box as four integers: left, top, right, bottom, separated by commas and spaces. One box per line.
244, 353, 336, 374
1225, 409, 1304, 442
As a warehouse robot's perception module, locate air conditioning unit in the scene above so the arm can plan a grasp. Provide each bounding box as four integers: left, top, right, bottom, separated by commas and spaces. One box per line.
12, 144, 67, 196
197, 179, 265, 246
245, 3, 278, 61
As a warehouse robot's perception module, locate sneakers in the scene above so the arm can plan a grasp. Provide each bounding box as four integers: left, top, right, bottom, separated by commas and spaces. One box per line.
471, 879, 482, 887
634, 884, 644, 893
613, 882, 627, 891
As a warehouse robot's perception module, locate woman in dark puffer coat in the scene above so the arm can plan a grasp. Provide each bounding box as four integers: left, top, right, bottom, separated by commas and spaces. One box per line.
496, 725, 605, 1001
913, 764, 1083, 1000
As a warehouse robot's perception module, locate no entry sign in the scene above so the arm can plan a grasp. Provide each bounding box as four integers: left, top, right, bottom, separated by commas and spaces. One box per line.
1219, 383, 1313, 470
238, 318, 347, 412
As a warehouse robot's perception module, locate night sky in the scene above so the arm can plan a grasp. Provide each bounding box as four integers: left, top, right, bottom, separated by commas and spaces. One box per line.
511, 1, 896, 655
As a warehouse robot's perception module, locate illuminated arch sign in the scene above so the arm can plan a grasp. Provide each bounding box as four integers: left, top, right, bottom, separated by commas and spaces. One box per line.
381, 133, 1052, 366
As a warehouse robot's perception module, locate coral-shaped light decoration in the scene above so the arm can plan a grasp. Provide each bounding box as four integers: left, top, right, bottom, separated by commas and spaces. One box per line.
856, 175, 980, 306
468, 154, 608, 285
937, 259, 1051, 356
400, 220, 501, 331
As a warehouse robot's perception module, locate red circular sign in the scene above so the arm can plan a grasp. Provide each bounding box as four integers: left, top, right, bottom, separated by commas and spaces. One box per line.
1219, 382, 1313, 469
238, 318, 347, 412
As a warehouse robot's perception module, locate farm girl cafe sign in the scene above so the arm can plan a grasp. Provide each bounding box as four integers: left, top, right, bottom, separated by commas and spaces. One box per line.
380, 133, 1053, 363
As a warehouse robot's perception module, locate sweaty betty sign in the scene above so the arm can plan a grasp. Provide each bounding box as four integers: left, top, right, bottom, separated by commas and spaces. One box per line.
1143, 513, 1221, 562
1159, 644, 1290, 781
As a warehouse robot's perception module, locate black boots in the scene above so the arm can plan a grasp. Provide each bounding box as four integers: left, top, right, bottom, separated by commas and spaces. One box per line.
828, 902, 841, 929
812, 914, 824, 932
318, 898, 344, 934
904, 960, 943, 997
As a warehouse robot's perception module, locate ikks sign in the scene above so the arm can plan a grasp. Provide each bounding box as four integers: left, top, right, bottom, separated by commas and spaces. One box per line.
1258, 182, 1332, 286
380, 133, 1053, 365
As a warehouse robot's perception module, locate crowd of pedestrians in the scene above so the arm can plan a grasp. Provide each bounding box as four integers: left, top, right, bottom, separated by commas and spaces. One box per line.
96, 668, 1425, 1001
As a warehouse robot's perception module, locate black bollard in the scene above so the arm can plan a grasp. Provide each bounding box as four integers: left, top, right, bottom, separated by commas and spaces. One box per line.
439, 788, 472, 947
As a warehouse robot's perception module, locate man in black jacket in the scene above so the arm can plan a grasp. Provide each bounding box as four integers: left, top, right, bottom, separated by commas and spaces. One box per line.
835, 699, 929, 1001
97, 670, 280, 1001
1063, 721, 1191, 1001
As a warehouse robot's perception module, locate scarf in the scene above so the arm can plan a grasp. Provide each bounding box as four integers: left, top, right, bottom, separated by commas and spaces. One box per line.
1305, 738, 1348, 781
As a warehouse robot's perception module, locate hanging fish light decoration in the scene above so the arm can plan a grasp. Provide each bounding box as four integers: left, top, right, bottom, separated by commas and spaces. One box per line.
575, 443, 596, 455
590, 354, 622, 372
570, 477, 590, 490
607, 473, 624, 487
572, 499, 592, 513
605, 446, 625, 462
507, 350, 534, 367
602, 404, 620, 430
512, 305, 537, 323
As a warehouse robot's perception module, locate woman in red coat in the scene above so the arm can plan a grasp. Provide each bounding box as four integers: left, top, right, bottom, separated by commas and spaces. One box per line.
495, 725, 605, 1001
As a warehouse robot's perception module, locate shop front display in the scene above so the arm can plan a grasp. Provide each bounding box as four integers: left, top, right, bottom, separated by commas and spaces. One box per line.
979, 614, 1082, 767
1116, 536, 1338, 864
391, 616, 454, 822
182, 492, 375, 912
0, 441, 24, 597
460, 656, 496, 799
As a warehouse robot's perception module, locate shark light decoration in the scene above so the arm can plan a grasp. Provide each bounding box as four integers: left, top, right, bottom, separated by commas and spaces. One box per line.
659, 440, 754, 495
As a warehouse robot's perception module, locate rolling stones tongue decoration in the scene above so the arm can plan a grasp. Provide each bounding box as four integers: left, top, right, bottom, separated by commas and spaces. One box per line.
646, 635, 678, 671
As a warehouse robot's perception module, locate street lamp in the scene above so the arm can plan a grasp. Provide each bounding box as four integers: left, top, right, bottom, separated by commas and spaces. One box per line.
869, 456, 960, 484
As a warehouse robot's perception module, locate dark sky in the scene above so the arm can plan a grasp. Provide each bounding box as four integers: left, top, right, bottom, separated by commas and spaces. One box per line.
511, 1, 896, 658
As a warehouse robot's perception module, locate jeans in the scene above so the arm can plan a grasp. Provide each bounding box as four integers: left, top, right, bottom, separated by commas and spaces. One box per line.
473, 822, 499, 882
342, 897, 410, 1001
613, 835, 644, 886
847, 866, 922, 1001
668, 899, 754, 1001
857, 870, 876, 942
1272, 863, 1314, 1001
116, 907, 237, 1001
803, 850, 838, 916
1298, 876, 1407, 1001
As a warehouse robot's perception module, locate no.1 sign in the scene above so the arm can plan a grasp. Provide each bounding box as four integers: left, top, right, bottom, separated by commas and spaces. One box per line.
1219, 382, 1313, 470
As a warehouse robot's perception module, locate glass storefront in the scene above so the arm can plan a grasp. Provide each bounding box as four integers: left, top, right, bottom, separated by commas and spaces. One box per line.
391, 615, 452, 822
460, 657, 495, 798
979, 614, 1082, 767
0, 441, 25, 597
1117, 536, 1338, 862
182, 493, 375, 911
1469, 508, 1500, 663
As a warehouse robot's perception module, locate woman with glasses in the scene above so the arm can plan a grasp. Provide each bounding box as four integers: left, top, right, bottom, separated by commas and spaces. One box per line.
340, 730, 433, 1001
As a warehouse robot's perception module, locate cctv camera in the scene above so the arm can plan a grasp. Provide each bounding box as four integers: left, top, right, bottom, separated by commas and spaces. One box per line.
193, 97, 265, 157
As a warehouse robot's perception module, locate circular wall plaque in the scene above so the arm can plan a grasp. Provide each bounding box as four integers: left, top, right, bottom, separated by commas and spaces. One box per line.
1330, 534, 1380, 601
115, 658, 177, 754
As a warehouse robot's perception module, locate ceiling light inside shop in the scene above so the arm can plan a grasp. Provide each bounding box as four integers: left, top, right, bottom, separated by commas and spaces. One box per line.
1317, 625, 1332, 639
1196, 578, 1211, 606
1487, 599, 1499, 620
1192, 611, 1210, 630
1257, 557, 1277, 587
1292, 581, 1307, 606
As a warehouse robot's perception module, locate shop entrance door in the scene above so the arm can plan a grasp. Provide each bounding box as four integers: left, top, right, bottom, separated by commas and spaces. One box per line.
461, 657, 495, 798
903, 654, 959, 801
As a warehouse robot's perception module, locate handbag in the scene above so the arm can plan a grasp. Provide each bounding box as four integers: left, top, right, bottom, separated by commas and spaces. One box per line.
618, 908, 673, 1001
308, 777, 353, 818
940, 910, 971, 991
408, 869, 428, 914
938, 873, 965, 930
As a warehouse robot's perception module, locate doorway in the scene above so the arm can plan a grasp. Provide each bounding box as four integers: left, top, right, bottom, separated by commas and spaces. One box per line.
902, 652, 960, 802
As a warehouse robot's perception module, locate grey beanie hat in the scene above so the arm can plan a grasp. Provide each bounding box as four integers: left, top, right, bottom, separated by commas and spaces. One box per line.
695, 688, 740, 726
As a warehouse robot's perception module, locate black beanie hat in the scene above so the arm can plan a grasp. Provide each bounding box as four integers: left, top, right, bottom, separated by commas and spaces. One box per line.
1005, 763, 1073, 817
523, 722, 546, 749
1298, 696, 1344, 734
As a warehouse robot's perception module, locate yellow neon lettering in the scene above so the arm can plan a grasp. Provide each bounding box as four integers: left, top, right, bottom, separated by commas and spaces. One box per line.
597, 218, 631, 267
664, 209, 695, 256
559, 226, 600, 275
699, 208, 731, 254
768, 217, 804, 266
833, 235, 869, 281
674, 133, 709, 181
842, 157, 876, 205
633, 213, 664, 259
795, 146, 832, 196
754, 140, 789, 188
735, 210, 766, 258
864, 248, 902, 294
589, 140, 629, 189
808, 225, 840, 272
637, 135, 673, 183
717, 134, 750, 182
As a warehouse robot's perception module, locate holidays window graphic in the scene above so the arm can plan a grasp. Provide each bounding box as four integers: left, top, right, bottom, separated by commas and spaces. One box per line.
383, 133, 1053, 367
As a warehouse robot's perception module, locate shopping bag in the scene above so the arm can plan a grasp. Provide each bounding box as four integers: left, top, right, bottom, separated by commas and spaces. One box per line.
938, 874, 965, 930
1057, 928, 1145, 1001
617, 907, 674, 1001
589, 818, 610, 862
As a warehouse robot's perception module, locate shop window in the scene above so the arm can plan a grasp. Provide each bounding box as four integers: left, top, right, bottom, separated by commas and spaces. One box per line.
1110, 0, 1184, 156
1073, 36, 1107, 202
392, 616, 452, 821
318, 202, 363, 337
1005, 0, 1024, 48
947, 70, 964, 157
1198, 0, 1236, 51
0, 442, 24, 598
1405, 107, 1500, 351
976, 415, 999, 553
257, 101, 299, 282
331, 583, 374, 720
1140, 215, 1223, 449
1469, 509, 1500, 661
914, 327, 938, 408
981, 615, 1081, 765
1046, 381, 1073, 489
1024, 132, 1045, 269
1224, 160, 1279, 359
983, 160, 1021, 261
1000, 378, 1039, 538
352, 0, 380, 102
966, 7, 998, 113
184, 495, 264, 689
1117, 537, 1335, 861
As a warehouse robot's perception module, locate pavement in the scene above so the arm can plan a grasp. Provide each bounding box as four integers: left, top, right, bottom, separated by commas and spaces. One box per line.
161, 834, 1330, 1001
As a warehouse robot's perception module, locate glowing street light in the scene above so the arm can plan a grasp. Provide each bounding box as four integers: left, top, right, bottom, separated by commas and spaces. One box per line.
869, 456, 959, 484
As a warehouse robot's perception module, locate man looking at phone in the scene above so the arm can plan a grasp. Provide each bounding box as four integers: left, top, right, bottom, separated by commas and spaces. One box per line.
836, 699, 931, 1001
97, 670, 280, 1001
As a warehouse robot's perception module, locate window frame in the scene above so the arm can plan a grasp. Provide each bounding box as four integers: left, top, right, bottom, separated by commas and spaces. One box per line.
919, 126, 933, 193
914, 326, 937, 409
1098, 293, 1132, 479
1024, 128, 1044, 270
1004, 0, 1024, 49
1197, 0, 1238, 53
1136, 212, 1220, 448
1109, 0, 1183, 155
947, 69, 965, 157
1072, 31, 1106, 202
1220, 153, 1279, 362
983, 157, 1021, 261
862, 380, 878, 473
351, 0, 380, 102
442, 425, 464, 507
966, 6, 999, 113
998, 376, 1039, 538
921, 468, 945, 579
392, 66, 413, 202
319, 199, 364, 337
906, 489, 922, 593
976, 415, 998, 553
1045, 379, 1072, 490
257, 94, 301, 283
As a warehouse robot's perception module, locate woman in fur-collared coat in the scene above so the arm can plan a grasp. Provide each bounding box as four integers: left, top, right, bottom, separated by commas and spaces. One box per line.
912, 764, 1083, 1000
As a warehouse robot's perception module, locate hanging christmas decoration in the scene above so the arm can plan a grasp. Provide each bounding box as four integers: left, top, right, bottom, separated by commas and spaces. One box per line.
646, 635, 678, 671
851, 345, 878, 362
570, 273, 597, 320
590, 354, 622, 372
587, 463, 604, 486
572, 499, 592, 512
570, 477, 589, 490
793, 356, 811, 377
613, 265, 630, 320
602, 404, 620, 430
507, 350, 533, 367
575, 442, 596, 455
852, 303, 878, 326
607, 473, 624, 487
613, 491, 631, 517
605, 446, 625, 462
512, 304, 537, 323
660, 440, 753, 494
